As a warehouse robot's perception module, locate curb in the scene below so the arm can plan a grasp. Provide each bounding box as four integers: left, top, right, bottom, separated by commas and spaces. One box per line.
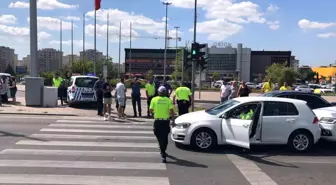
0, 112, 78, 116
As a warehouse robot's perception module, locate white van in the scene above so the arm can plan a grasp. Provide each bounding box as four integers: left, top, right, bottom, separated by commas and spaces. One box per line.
66, 75, 98, 105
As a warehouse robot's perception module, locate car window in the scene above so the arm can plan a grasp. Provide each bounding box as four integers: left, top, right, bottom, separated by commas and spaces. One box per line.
277, 94, 296, 99
74, 77, 98, 88
295, 95, 331, 109
263, 102, 299, 116
228, 103, 260, 120
205, 100, 239, 115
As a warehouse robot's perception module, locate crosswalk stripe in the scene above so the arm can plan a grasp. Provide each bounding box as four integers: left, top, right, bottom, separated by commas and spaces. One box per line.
16, 140, 158, 148
56, 119, 152, 124
49, 123, 153, 129
0, 160, 166, 170
0, 149, 160, 157
30, 133, 156, 140
0, 174, 170, 185
40, 128, 153, 134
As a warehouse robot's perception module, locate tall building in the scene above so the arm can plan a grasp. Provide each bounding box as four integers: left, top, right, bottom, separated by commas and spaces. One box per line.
23, 55, 31, 72
290, 56, 300, 71
205, 43, 251, 82
0, 46, 16, 72
63, 54, 80, 67
80, 49, 104, 62
23, 48, 63, 73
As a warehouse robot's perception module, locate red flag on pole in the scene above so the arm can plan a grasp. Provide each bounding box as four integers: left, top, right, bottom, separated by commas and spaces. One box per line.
95, 0, 101, 10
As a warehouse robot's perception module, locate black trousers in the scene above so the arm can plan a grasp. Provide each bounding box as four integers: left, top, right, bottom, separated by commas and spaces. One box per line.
97, 98, 103, 115
177, 100, 190, 116
147, 96, 153, 116
57, 88, 65, 105
132, 95, 142, 116
153, 120, 170, 158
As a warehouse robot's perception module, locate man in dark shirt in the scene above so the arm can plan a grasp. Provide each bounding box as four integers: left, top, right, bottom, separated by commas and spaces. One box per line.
102, 78, 113, 121
93, 75, 104, 116
131, 77, 142, 117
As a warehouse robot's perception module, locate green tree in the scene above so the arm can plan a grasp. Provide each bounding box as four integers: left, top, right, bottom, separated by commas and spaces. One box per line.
212, 72, 220, 81
298, 67, 315, 82
172, 49, 183, 81
5, 64, 16, 76
265, 63, 299, 86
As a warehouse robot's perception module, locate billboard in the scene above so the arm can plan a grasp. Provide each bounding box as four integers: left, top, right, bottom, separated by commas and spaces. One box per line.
16, 66, 27, 74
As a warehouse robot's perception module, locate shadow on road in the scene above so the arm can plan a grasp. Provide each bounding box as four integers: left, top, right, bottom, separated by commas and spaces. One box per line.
0, 130, 46, 142
167, 154, 208, 168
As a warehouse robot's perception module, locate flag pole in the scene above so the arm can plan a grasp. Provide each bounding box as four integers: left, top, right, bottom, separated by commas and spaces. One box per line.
106, 13, 109, 61
60, 20, 62, 70
93, 9, 97, 75
82, 12, 85, 74
118, 22, 121, 78
71, 21, 74, 66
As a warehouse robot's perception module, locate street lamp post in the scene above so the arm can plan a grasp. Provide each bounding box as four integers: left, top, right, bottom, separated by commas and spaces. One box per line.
163, 2, 172, 80
174, 26, 180, 80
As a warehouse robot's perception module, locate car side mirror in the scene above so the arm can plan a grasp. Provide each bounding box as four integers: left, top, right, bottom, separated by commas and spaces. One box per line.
221, 113, 228, 119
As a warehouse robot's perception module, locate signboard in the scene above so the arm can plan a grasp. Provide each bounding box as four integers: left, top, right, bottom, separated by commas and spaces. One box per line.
212, 42, 232, 47
16, 66, 27, 74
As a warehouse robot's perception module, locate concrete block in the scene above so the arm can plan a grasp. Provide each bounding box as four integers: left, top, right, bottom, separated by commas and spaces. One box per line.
43, 87, 58, 107
25, 77, 44, 106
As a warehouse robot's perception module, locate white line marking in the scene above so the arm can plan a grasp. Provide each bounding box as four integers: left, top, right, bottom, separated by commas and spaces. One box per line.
49, 123, 152, 129
40, 128, 153, 134
227, 154, 278, 185
0, 174, 170, 185
0, 160, 166, 170
30, 133, 156, 140
56, 119, 152, 124
56, 120, 94, 123
16, 140, 158, 148
0, 149, 160, 157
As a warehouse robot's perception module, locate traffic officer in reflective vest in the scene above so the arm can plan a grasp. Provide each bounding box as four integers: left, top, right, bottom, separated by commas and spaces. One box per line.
145, 78, 156, 118
173, 82, 192, 116
150, 86, 175, 163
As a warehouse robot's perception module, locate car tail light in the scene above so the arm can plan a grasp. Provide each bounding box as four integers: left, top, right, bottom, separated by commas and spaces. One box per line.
71, 86, 76, 93
313, 117, 319, 124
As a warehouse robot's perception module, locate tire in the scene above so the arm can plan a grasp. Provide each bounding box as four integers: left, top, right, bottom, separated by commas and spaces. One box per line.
287, 130, 313, 152
191, 128, 217, 151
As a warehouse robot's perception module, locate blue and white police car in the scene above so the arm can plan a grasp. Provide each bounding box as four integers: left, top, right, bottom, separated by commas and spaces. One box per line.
67, 75, 98, 105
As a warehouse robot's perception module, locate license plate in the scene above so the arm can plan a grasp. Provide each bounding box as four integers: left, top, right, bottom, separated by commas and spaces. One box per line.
82, 93, 93, 98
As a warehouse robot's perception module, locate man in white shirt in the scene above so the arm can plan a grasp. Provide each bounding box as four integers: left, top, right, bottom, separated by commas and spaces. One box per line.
115, 78, 127, 119
220, 80, 231, 103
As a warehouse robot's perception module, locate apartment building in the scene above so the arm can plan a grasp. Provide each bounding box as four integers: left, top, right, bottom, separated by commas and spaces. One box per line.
0, 46, 16, 72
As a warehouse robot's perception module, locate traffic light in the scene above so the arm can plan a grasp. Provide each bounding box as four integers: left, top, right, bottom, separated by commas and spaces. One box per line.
183, 49, 192, 70
191, 42, 199, 61
197, 43, 208, 71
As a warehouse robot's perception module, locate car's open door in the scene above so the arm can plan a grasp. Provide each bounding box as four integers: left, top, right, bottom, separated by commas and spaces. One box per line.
222, 118, 251, 149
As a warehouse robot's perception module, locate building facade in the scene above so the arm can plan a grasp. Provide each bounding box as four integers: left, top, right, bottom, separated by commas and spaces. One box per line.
290, 56, 300, 71
63, 54, 80, 66
250, 51, 291, 82
23, 48, 63, 73
0, 46, 16, 73
124, 48, 177, 76
80, 49, 104, 62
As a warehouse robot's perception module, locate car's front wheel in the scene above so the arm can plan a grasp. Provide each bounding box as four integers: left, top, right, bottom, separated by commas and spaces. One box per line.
191, 128, 217, 151
287, 130, 313, 152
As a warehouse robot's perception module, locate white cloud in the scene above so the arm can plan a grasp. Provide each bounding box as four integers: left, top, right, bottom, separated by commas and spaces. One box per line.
9, 0, 78, 10
317, 33, 336, 38
267, 4, 279, 13
156, 29, 183, 39
60, 16, 80, 21
298, 19, 335, 29
86, 9, 165, 36
162, 16, 169, 21
49, 40, 93, 48
267, 21, 280, 30
190, 19, 243, 41
85, 24, 140, 43
0, 15, 17, 24
0, 24, 51, 41
27, 17, 74, 30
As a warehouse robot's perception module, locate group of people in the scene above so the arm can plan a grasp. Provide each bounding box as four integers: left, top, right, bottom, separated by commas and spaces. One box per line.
220, 80, 251, 103
0, 75, 17, 105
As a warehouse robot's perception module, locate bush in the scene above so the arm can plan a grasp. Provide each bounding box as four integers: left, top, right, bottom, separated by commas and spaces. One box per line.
39, 72, 54, 86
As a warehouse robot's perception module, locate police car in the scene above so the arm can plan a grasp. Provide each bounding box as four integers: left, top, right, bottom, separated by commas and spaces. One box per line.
67, 75, 98, 105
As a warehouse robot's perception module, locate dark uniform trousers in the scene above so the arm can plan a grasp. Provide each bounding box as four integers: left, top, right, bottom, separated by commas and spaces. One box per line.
177, 100, 190, 116
153, 120, 170, 157
147, 96, 154, 116
96, 90, 103, 115
132, 95, 142, 116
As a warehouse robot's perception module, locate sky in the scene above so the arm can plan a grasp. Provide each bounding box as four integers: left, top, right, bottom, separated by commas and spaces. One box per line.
1, 0, 336, 66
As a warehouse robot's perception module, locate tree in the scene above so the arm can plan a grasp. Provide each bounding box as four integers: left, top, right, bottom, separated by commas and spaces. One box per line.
298, 67, 315, 82
212, 72, 220, 81
265, 63, 299, 86
5, 64, 16, 76
172, 49, 183, 81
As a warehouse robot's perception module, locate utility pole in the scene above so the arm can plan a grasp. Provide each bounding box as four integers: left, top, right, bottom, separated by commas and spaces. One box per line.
30, 0, 38, 77
60, 20, 62, 70
129, 22, 132, 78
191, 0, 197, 111
174, 26, 180, 80
71, 21, 74, 66
118, 22, 121, 78
163, 2, 172, 80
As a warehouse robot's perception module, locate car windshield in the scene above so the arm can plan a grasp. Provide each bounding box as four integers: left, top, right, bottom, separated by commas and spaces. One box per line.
75, 77, 98, 88
205, 100, 239, 115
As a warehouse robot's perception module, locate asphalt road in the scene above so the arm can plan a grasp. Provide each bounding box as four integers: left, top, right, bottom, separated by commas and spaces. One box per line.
0, 115, 336, 185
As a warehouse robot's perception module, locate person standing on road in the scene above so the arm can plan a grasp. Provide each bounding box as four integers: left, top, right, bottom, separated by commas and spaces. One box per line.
102, 78, 113, 121
228, 81, 238, 100
237, 81, 250, 97
280, 82, 291, 91
145, 78, 156, 118
53, 72, 64, 106
161, 78, 173, 98
9, 76, 17, 104
116, 78, 127, 119
261, 79, 274, 93
0, 76, 4, 105
220, 80, 231, 103
94, 75, 104, 116
131, 77, 142, 117
150, 86, 175, 163
60, 72, 71, 105
173, 82, 192, 116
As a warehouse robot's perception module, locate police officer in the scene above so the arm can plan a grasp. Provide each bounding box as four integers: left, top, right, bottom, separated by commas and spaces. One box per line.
145, 78, 156, 117
150, 86, 175, 163
94, 75, 104, 116
53, 72, 64, 105
173, 82, 192, 116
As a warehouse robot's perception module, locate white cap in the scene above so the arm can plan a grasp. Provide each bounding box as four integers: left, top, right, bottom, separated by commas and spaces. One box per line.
158, 86, 166, 93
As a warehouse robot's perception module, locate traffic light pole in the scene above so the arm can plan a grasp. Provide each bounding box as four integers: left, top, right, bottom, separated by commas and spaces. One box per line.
191, 0, 197, 112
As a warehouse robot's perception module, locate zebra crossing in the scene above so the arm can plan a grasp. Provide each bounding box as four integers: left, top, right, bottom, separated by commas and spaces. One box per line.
0, 117, 170, 185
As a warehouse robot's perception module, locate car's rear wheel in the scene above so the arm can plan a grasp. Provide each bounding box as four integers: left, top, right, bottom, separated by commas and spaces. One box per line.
288, 130, 313, 152
191, 128, 217, 151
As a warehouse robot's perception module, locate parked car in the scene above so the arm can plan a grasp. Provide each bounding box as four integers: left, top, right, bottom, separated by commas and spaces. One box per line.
67, 75, 98, 106
295, 85, 314, 92
261, 91, 336, 141
172, 97, 321, 152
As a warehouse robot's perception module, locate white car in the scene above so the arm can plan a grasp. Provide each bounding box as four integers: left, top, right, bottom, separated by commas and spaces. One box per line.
172, 97, 321, 152
67, 75, 98, 105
